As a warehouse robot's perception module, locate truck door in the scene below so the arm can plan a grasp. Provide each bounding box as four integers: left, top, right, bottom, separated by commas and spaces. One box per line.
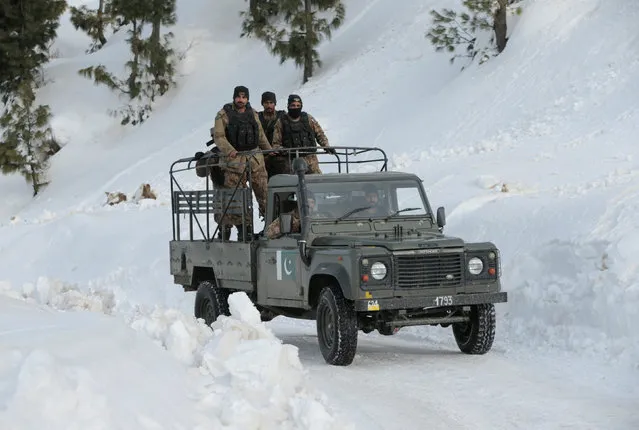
258, 238, 302, 305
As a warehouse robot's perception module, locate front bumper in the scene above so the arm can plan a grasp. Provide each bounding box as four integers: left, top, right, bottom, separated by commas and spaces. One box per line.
354, 291, 508, 312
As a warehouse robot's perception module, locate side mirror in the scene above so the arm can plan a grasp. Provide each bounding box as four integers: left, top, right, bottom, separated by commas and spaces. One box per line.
280, 213, 293, 235
436, 206, 446, 229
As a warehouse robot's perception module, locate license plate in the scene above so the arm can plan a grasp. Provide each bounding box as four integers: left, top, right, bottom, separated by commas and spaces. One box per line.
434, 295, 454, 306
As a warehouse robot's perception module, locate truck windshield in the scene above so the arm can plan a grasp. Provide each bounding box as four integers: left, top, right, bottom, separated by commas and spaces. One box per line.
306, 181, 430, 220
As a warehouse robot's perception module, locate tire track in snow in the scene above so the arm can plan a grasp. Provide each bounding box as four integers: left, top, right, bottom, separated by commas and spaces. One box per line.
270, 319, 639, 430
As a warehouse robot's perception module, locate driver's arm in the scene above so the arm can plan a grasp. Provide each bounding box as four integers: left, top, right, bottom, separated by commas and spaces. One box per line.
265, 218, 280, 239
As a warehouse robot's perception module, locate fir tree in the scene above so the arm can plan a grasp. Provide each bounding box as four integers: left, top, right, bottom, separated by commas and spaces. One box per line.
0, 0, 67, 102
241, 0, 346, 84
426, 0, 522, 68
69, 0, 117, 53
0, 81, 58, 196
78, 0, 177, 126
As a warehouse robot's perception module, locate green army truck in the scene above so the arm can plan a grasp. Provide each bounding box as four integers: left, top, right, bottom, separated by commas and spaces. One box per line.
169, 147, 507, 366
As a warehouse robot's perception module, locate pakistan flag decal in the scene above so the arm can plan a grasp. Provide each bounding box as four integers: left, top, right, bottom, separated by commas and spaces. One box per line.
276, 250, 297, 280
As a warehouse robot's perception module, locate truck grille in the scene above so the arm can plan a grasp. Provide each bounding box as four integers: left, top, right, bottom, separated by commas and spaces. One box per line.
393, 252, 464, 288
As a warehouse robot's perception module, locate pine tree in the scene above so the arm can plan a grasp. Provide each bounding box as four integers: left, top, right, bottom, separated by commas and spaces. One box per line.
0, 0, 67, 102
241, 0, 346, 84
69, 0, 117, 53
0, 81, 58, 196
426, 0, 522, 68
78, 0, 177, 126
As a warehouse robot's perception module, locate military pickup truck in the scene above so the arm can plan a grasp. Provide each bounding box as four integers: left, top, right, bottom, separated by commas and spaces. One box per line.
169, 146, 507, 366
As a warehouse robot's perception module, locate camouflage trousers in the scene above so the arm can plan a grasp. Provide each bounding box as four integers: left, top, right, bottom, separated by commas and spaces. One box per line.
216, 161, 268, 223
267, 154, 322, 177
304, 154, 322, 174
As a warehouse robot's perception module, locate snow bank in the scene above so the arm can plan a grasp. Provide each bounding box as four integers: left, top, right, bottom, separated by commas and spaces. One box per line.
503, 237, 639, 369
0, 278, 347, 430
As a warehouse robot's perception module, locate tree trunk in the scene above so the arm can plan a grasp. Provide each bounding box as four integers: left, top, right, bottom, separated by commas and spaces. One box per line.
302, 0, 313, 84
150, 0, 162, 83
493, 0, 508, 53
24, 102, 40, 196
96, 0, 107, 46
127, 20, 141, 98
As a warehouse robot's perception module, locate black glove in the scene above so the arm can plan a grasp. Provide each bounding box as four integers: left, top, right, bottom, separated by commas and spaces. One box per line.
194, 151, 204, 160
325, 147, 336, 155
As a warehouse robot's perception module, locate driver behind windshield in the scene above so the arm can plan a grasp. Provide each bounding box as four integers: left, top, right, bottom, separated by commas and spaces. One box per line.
362, 184, 387, 216
265, 191, 316, 238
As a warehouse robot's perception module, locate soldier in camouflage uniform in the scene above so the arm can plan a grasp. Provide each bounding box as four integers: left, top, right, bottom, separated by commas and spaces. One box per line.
213, 85, 273, 240
257, 91, 288, 179
271, 94, 335, 175
265, 191, 316, 239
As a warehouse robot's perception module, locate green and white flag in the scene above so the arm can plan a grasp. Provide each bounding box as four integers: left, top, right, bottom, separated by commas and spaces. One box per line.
276, 250, 297, 280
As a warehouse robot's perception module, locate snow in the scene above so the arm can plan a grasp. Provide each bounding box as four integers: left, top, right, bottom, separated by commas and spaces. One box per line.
1, 0, 638, 428
0, 280, 342, 429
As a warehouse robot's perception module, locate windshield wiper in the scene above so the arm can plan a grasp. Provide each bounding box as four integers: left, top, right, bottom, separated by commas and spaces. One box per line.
335, 206, 372, 222
385, 207, 422, 220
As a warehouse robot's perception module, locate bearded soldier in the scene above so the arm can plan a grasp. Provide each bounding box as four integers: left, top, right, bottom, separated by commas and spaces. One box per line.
213, 85, 272, 240
257, 91, 287, 179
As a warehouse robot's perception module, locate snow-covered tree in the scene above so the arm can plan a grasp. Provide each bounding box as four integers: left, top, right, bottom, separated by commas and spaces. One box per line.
0, 0, 67, 102
78, 0, 177, 126
426, 0, 522, 68
0, 82, 58, 196
69, 0, 118, 53
241, 0, 346, 84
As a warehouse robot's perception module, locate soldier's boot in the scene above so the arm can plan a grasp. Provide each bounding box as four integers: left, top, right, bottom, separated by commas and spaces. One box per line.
217, 226, 231, 240
235, 225, 252, 242
236, 225, 244, 242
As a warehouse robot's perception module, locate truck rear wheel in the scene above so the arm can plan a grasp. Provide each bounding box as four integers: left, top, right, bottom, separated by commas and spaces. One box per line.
452, 303, 496, 354
194, 280, 230, 327
316, 285, 358, 366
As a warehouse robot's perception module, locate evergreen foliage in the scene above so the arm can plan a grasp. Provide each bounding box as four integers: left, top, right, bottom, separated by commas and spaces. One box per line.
426, 0, 522, 68
0, 81, 58, 196
0, 0, 67, 103
69, 0, 117, 53
78, 0, 177, 126
241, 0, 346, 84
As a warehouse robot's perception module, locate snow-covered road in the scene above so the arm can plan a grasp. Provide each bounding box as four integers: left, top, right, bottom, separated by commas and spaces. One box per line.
271, 318, 638, 430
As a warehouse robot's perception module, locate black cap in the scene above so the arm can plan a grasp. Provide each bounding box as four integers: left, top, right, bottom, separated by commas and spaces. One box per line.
287, 94, 302, 106
261, 91, 276, 104
363, 184, 378, 194
233, 85, 249, 99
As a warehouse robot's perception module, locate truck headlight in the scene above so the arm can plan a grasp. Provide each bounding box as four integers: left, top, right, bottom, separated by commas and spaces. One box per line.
468, 257, 484, 275
370, 262, 387, 280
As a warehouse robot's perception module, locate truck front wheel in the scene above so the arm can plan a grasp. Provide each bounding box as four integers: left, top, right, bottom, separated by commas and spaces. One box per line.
452, 303, 496, 354
316, 285, 358, 366
194, 280, 230, 327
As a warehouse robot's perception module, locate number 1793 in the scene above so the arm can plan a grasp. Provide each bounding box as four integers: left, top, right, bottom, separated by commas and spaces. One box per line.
434, 295, 453, 306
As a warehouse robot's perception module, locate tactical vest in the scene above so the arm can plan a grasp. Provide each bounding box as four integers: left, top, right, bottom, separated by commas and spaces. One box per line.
258, 110, 285, 144
280, 112, 316, 154
223, 103, 259, 151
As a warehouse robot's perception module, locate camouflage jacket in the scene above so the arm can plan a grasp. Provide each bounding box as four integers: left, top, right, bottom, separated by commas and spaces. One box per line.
213, 105, 272, 171
271, 113, 330, 150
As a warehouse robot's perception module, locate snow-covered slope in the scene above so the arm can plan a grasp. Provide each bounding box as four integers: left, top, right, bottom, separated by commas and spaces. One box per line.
1, 0, 638, 428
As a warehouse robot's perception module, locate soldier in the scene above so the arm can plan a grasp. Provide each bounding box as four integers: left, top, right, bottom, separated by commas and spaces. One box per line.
213, 85, 273, 240
362, 184, 388, 217
265, 191, 316, 239
258, 91, 288, 179
271, 94, 335, 175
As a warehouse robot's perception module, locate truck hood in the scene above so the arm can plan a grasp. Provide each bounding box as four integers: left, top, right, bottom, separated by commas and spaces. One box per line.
311, 234, 465, 251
